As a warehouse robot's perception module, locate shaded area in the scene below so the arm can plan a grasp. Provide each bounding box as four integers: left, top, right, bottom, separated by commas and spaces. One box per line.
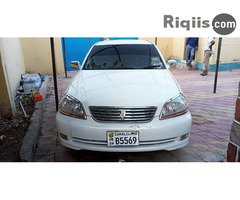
0, 96, 35, 161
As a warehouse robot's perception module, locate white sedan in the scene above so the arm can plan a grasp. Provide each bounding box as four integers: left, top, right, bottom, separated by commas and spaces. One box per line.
56, 39, 192, 152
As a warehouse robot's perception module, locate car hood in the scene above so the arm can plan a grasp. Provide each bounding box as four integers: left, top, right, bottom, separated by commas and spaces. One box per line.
67, 70, 180, 115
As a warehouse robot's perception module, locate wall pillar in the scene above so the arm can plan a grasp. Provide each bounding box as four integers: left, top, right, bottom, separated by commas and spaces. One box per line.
0, 52, 12, 118
0, 38, 26, 118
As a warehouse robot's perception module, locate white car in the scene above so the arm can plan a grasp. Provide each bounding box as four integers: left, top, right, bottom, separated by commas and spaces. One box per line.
56, 40, 192, 152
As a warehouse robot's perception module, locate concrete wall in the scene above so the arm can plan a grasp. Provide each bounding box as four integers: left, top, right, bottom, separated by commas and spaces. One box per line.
196, 37, 240, 71
198, 38, 240, 64
20, 38, 64, 75
0, 38, 26, 117
53, 38, 65, 74
139, 37, 190, 61
196, 37, 217, 64
152, 37, 239, 71
172, 38, 186, 60
156, 38, 173, 61
219, 38, 240, 63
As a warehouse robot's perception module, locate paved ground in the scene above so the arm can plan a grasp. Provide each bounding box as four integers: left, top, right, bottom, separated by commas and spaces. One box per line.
34, 67, 240, 162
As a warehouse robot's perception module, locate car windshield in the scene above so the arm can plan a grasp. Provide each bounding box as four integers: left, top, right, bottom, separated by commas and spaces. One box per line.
82, 44, 165, 70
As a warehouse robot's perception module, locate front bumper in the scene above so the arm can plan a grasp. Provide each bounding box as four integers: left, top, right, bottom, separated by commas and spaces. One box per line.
56, 111, 192, 152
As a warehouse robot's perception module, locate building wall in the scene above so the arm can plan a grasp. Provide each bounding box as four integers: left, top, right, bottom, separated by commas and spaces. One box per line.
156, 38, 173, 61
196, 37, 240, 71
172, 38, 186, 60
139, 37, 240, 71
53, 38, 65, 74
198, 37, 240, 64
20, 38, 64, 75
219, 38, 240, 63
0, 38, 26, 117
196, 37, 216, 64
195, 37, 205, 62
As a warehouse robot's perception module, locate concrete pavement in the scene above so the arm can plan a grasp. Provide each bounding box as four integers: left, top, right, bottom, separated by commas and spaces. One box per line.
34, 67, 240, 162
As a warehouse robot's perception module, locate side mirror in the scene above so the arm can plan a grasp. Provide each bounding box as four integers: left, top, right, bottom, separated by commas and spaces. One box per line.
70, 61, 81, 70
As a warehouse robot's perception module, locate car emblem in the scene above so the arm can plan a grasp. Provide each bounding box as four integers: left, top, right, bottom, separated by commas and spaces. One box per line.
120, 110, 126, 120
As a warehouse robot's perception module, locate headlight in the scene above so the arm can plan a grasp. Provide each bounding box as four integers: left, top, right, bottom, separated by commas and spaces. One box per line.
59, 95, 86, 119
160, 94, 189, 120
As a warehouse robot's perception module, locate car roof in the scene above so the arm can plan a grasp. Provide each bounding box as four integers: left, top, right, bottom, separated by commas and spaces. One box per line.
95, 39, 153, 46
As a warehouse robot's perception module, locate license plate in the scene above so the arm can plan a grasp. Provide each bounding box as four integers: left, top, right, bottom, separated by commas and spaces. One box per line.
107, 131, 139, 146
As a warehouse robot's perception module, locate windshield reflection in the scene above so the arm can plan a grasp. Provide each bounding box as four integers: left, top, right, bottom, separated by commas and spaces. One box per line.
83, 44, 165, 70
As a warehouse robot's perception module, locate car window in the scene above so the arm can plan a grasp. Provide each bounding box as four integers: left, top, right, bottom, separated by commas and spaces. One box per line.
83, 44, 165, 70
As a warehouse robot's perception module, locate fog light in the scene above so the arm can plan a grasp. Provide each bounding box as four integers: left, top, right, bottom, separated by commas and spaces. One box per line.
59, 132, 68, 140
180, 133, 189, 141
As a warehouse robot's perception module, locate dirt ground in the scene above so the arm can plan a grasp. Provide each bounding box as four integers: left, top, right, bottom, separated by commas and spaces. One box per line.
0, 95, 35, 162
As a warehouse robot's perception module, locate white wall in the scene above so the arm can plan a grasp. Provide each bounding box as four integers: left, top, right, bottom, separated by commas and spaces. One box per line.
0, 38, 26, 115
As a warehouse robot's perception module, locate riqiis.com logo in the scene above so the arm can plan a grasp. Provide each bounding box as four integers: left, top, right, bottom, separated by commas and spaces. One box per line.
163, 13, 237, 35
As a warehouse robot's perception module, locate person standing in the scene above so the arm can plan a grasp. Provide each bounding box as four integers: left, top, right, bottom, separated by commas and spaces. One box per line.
186, 37, 199, 67
201, 37, 215, 76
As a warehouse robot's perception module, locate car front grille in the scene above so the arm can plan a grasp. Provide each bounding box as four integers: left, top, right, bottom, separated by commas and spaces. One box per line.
89, 106, 157, 122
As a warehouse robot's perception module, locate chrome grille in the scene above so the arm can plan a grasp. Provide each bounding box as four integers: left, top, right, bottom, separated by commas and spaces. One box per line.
89, 106, 157, 122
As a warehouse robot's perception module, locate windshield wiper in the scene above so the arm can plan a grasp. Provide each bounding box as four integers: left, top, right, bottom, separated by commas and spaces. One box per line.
112, 67, 135, 70
143, 65, 163, 69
